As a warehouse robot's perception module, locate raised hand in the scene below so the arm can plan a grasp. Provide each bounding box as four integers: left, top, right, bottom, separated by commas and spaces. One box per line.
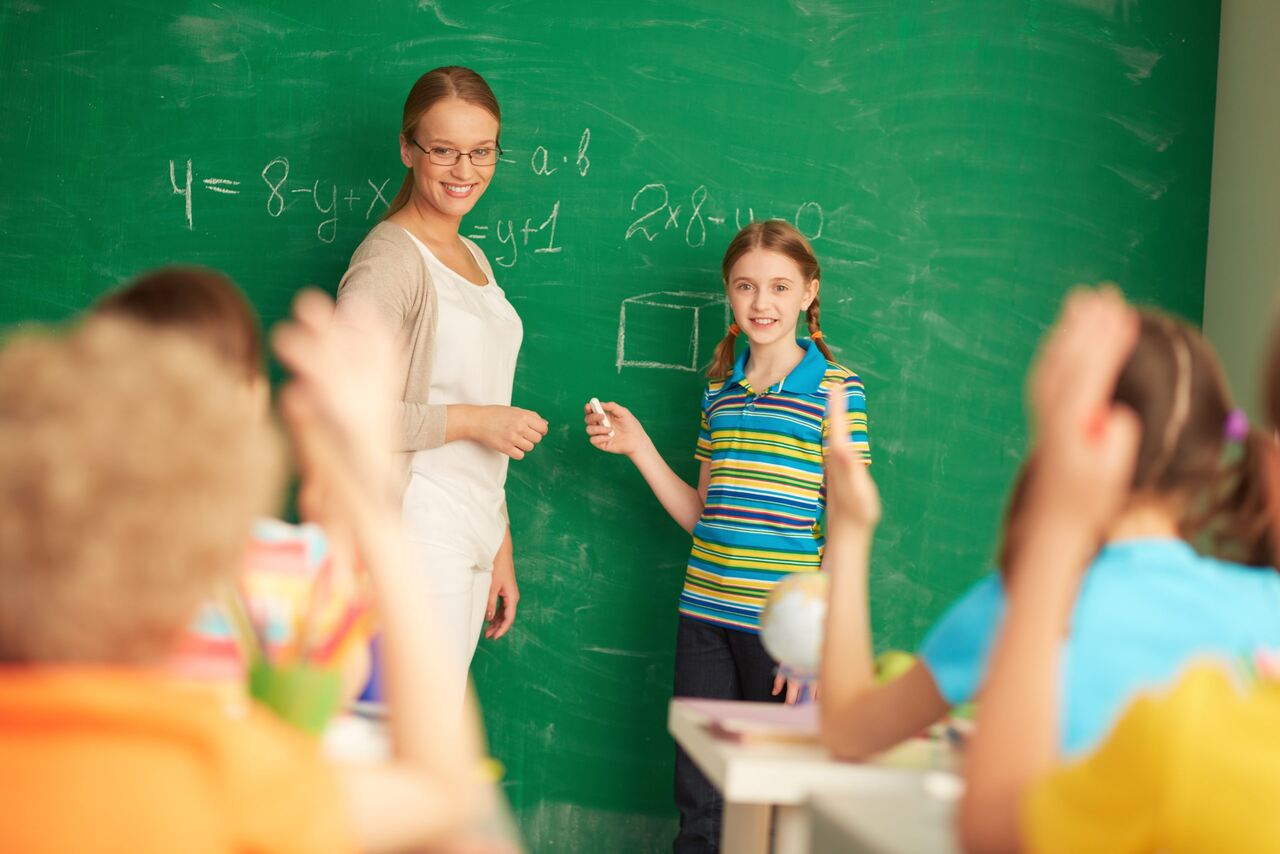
824, 382, 881, 535
1025, 286, 1142, 542
273, 288, 399, 512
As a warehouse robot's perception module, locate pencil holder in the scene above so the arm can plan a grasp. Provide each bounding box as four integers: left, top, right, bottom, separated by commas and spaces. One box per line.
248, 660, 343, 736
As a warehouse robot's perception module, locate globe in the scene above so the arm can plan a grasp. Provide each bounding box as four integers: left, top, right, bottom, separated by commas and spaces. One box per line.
759, 571, 829, 678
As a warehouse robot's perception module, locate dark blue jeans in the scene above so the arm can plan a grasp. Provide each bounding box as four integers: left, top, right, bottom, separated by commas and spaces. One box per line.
672, 616, 784, 854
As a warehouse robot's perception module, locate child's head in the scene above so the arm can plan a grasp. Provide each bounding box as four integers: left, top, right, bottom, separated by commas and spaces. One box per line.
1113, 310, 1273, 564
95, 266, 268, 414
996, 309, 1274, 574
708, 220, 834, 378
997, 308, 1272, 568
95, 266, 263, 379
0, 318, 279, 664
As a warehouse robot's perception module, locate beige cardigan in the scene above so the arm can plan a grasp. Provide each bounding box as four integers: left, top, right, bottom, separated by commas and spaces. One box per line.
336, 221, 448, 493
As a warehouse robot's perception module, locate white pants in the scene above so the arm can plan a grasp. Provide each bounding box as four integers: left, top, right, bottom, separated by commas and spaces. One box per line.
408, 540, 493, 707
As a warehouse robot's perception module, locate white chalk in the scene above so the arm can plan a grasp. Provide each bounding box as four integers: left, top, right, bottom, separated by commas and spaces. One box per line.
589, 397, 615, 437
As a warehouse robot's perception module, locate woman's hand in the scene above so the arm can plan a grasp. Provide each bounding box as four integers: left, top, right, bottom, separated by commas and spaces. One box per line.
484, 532, 518, 640
583, 400, 651, 457
460, 405, 548, 460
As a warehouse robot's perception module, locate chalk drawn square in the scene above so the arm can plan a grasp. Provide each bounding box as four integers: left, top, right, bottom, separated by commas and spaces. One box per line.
616, 291, 729, 373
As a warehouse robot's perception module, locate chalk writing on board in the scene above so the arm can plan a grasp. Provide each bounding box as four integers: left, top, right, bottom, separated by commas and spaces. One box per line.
491, 201, 562, 268
530, 128, 592, 177
203, 178, 241, 194
166, 157, 568, 267
170, 157, 391, 239
169, 159, 194, 229
624, 183, 825, 246
616, 291, 729, 373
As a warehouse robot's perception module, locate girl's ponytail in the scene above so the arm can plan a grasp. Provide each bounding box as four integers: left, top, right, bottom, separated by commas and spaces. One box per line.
1113, 311, 1277, 567
1267, 317, 1280, 567
707, 323, 740, 380
1191, 418, 1279, 567
805, 298, 835, 362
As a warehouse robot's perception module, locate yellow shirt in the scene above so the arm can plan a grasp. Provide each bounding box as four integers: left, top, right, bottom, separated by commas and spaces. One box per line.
1025, 662, 1280, 853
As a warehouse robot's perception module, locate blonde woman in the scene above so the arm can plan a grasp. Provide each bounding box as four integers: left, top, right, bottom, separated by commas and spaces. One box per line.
338, 67, 546, 700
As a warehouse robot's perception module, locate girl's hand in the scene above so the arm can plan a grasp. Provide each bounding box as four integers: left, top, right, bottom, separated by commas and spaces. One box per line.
771, 673, 820, 705
1025, 286, 1142, 538
583, 400, 650, 457
274, 289, 399, 510
468, 405, 548, 461
824, 384, 881, 534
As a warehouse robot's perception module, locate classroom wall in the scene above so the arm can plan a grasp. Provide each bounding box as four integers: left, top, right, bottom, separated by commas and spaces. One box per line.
1203, 0, 1280, 418
0, 3, 1221, 851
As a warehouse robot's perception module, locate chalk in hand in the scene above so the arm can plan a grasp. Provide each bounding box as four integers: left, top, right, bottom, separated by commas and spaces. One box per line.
589, 397, 615, 438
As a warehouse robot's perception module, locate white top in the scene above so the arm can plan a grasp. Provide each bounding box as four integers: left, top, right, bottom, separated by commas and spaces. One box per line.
400, 232, 523, 567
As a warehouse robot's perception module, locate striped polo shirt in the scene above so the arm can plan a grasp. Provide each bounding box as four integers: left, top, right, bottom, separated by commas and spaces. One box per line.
681, 338, 871, 633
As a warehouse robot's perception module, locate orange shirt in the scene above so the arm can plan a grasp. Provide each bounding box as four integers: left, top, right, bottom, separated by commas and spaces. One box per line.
0, 667, 356, 854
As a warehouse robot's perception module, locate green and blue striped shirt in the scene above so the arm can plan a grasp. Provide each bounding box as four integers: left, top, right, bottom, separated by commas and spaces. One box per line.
682, 338, 871, 632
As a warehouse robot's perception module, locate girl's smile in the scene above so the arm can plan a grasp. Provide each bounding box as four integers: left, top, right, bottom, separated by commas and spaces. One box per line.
726, 248, 819, 346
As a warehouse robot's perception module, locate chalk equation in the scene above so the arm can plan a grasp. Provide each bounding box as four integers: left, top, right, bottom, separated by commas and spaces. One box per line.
624, 183, 825, 247
163, 128, 591, 251
529, 127, 592, 177
167, 158, 566, 267
484, 200, 562, 269
169, 156, 399, 239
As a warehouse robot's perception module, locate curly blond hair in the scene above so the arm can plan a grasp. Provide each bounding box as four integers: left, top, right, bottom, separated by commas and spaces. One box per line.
0, 318, 282, 663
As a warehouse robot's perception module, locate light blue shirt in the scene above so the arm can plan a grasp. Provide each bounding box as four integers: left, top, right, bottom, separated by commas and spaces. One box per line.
918, 538, 1280, 756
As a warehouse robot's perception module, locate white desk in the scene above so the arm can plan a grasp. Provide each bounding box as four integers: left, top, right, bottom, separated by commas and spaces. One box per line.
808, 777, 960, 853
668, 698, 959, 854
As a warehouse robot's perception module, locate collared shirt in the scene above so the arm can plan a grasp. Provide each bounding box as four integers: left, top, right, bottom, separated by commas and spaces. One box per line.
681, 339, 871, 633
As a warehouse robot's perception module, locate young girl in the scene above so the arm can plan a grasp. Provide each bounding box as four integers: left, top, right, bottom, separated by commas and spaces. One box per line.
819, 297, 1280, 768
584, 220, 870, 852
961, 295, 1280, 853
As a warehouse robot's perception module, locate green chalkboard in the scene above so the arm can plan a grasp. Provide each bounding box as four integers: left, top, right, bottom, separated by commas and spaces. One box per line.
0, 1, 1220, 850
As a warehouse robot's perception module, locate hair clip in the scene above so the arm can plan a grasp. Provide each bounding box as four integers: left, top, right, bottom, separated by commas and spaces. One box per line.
728, 323, 741, 337
811, 330, 823, 340
1224, 408, 1249, 443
